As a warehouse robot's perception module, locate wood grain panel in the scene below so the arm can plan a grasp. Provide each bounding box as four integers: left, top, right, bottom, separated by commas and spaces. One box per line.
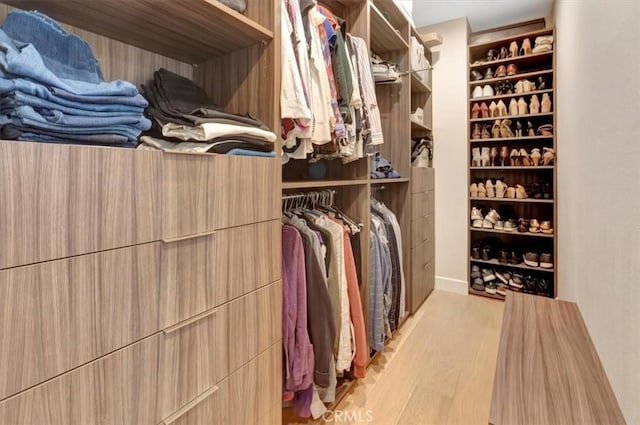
157, 281, 281, 420
410, 168, 429, 193
411, 215, 428, 249
228, 342, 281, 425
0, 142, 161, 269
411, 191, 428, 220
161, 154, 280, 240
0, 243, 160, 401
490, 293, 626, 425
159, 220, 281, 327
0, 4, 192, 84
164, 380, 230, 425
0, 336, 160, 424
2, 0, 272, 64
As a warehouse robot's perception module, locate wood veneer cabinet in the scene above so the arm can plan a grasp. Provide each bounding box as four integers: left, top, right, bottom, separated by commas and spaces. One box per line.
0, 0, 283, 423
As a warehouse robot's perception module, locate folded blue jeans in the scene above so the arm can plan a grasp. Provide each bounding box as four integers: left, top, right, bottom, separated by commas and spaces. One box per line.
0, 28, 139, 97
2, 124, 131, 146
0, 78, 147, 109
2, 10, 104, 84
0, 115, 141, 141
4, 105, 150, 130
2, 91, 144, 115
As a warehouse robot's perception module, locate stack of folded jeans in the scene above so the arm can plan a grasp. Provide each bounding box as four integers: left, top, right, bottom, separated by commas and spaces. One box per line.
0, 11, 150, 147
138, 68, 276, 156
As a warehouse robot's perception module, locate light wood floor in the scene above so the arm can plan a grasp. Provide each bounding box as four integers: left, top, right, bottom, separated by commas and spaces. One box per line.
322, 290, 504, 425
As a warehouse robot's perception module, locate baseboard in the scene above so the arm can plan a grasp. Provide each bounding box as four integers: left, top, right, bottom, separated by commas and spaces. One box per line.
435, 276, 468, 295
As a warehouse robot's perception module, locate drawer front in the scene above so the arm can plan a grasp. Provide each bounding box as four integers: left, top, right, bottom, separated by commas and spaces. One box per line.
411, 241, 428, 279
411, 192, 428, 221
426, 237, 435, 264
411, 216, 428, 249
0, 142, 161, 269
427, 213, 434, 242
425, 259, 435, 296
157, 282, 281, 419
0, 243, 161, 400
426, 189, 435, 214
161, 343, 281, 425
410, 168, 428, 193
162, 154, 280, 240
159, 220, 281, 327
0, 336, 160, 425
425, 168, 435, 191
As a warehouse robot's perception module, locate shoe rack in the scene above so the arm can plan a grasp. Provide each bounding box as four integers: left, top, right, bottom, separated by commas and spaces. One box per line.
467, 25, 557, 300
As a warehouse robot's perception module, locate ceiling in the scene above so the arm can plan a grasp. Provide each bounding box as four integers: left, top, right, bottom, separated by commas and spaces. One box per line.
409, 0, 554, 32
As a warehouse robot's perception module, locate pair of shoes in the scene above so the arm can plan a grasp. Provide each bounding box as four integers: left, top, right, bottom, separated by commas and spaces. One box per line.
495, 81, 513, 95
470, 182, 487, 197
487, 100, 508, 117
527, 182, 553, 199
471, 265, 485, 291
532, 35, 554, 53
537, 124, 554, 137
514, 79, 536, 94
471, 102, 491, 119
517, 218, 553, 234
523, 252, 554, 268
471, 147, 494, 167
472, 85, 495, 99
495, 64, 518, 77
490, 119, 514, 138
519, 38, 533, 56
472, 178, 507, 198
470, 207, 500, 228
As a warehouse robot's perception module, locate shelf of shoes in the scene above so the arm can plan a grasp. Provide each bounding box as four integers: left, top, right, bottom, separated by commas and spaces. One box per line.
469, 89, 553, 103
470, 258, 554, 273
469, 50, 554, 70
469, 69, 553, 87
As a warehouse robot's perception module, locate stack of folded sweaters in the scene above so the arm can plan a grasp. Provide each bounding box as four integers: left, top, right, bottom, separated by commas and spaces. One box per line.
138, 68, 276, 156
0, 11, 150, 147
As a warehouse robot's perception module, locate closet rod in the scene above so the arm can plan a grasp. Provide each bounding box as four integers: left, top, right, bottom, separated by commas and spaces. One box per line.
282, 189, 336, 201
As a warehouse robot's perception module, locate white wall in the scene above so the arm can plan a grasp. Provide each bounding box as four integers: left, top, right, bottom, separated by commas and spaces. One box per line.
554, 1, 640, 423
418, 18, 470, 294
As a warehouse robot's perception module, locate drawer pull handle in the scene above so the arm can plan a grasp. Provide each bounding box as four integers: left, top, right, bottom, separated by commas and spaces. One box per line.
163, 307, 219, 334
162, 229, 217, 244
161, 385, 219, 425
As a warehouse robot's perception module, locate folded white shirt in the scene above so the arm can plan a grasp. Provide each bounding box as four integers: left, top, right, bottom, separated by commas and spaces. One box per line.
162, 122, 277, 142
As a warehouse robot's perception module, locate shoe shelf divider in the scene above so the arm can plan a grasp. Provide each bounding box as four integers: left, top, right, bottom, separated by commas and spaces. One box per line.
468, 22, 557, 301
470, 258, 554, 273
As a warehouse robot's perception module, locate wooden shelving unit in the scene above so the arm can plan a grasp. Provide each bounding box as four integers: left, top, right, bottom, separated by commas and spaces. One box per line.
411, 120, 432, 132
371, 178, 410, 184
4, 0, 273, 63
282, 179, 369, 189
369, 2, 409, 53
411, 72, 431, 94
468, 25, 557, 300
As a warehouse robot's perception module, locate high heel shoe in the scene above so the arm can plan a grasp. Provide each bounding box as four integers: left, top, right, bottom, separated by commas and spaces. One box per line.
517, 97, 528, 115
495, 179, 507, 198
520, 38, 532, 55
503, 81, 513, 94
515, 120, 523, 137
497, 100, 507, 117
507, 63, 518, 76
490, 146, 499, 166
519, 148, 531, 166
527, 121, 535, 137
470, 183, 479, 197
500, 119, 514, 138
509, 41, 518, 57
529, 219, 541, 233
537, 124, 553, 136
482, 124, 491, 139
500, 46, 509, 60
542, 147, 555, 165
471, 70, 484, 81
480, 102, 490, 118
471, 147, 482, 166
516, 184, 528, 199
530, 95, 540, 114
487, 49, 499, 62
485, 67, 494, 79
509, 99, 518, 116
481, 147, 491, 167
514, 80, 524, 94
537, 76, 547, 90
541, 93, 552, 113
500, 146, 510, 166
472, 123, 482, 139
530, 148, 541, 166
492, 120, 501, 139
472, 103, 481, 119
506, 187, 516, 199
486, 179, 495, 197
489, 101, 498, 117
510, 148, 519, 166
477, 182, 487, 197
496, 65, 507, 78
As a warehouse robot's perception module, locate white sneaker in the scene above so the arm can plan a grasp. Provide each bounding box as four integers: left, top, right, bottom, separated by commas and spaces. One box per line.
471, 207, 483, 221
482, 219, 494, 229
494, 220, 505, 230
472, 219, 483, 228
472, 86, 483, 99
484, 208, 501, 225
482, 85, 494, 97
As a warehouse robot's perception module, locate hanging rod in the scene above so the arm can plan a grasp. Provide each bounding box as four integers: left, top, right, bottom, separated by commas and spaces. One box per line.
282, 189, 336, 201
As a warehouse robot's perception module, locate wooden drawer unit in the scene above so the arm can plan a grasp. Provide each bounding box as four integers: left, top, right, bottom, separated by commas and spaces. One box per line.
159, 342, 281, 425
159, 220, 281, 327
411, 191, 428, 220
411, 215, 429, 249
411, 240, 429, 278
0, 335, 160, 425
157, 281, 281, 419
0, 243, 161, 401
0, 284, 282, 425
162, 153, 280, 240
410, 167, 435, 194
0, 142, 161, 269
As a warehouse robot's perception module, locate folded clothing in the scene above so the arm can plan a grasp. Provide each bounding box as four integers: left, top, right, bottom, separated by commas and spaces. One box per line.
0, 10, 149, 146
370, 153, 401, 179
371, 55, 400, 84
138, 135, 275, 156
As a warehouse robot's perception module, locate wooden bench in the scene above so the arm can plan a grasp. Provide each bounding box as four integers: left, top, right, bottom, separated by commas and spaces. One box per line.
490, 292, 626, 425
